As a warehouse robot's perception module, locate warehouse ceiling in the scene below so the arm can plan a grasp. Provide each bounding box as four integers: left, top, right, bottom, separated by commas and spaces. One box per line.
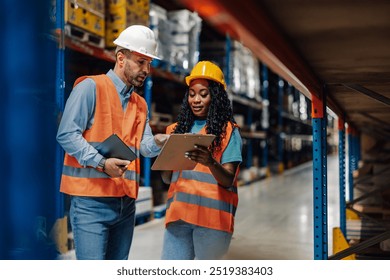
175, 0, 390, 140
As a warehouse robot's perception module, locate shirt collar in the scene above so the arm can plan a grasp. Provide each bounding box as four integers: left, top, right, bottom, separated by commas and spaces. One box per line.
107, 69, 134, 97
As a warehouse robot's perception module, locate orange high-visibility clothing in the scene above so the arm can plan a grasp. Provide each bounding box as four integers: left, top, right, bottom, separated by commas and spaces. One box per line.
60, 75, 146, 199
165, 122, 239, 233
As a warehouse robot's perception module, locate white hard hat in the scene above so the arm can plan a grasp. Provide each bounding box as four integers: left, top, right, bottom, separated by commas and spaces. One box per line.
113, 25, 160, 60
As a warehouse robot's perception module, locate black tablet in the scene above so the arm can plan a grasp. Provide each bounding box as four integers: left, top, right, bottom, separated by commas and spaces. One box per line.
95, 134, 137, 162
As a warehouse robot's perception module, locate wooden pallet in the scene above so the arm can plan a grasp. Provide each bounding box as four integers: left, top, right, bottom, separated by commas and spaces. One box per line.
65, 24, 104, 49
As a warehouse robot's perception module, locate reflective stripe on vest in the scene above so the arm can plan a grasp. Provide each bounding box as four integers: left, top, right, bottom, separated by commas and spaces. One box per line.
60, 74, 147, 198
62, 165, 139, 181
171, 170, 238, 194
167, 192, 237, 216
165, 121, 239, 233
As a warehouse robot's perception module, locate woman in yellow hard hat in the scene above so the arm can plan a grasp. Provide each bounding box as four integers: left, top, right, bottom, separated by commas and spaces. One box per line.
160, 61, 242, 259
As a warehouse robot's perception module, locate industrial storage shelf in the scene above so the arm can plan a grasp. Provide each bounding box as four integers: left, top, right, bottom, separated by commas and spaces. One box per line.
280, 111, 312, 126
240, 131, 267, 139
61, 1, 318, 242
230, 94, 265, 110
64, 34, 115, 62
64, 33, 187, 85
283, 134, 313, 141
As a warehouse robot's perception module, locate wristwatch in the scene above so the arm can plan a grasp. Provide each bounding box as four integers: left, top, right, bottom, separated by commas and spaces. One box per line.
96, 157, 107, 172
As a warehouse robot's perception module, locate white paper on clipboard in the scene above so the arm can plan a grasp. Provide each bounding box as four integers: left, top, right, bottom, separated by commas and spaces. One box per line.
151, 134, 215, 170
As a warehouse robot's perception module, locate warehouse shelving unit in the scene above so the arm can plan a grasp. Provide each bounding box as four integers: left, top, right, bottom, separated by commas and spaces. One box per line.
266, 72, 315, 174
58, 0, 390, 261
52, 1, 303, 219
58, 0, 337, 252
4, 0, 388, 261
175, 0, 390, 260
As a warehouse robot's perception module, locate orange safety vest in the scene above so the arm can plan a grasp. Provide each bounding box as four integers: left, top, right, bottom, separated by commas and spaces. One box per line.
165, 122, 239, 233
60, 74, 147, 199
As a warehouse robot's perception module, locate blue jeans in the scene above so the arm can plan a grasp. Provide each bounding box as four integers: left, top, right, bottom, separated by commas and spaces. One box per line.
161, 220, 232, 260
70, 196, 135, 260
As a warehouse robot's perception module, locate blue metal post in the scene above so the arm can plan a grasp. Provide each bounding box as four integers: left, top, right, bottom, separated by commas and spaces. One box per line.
312, 93, 328, 260
3, 0, 58, 259
143, 76, 153, 187
338, 118, 346, 236
55, 0, 65, 220
348, 127, 357, 201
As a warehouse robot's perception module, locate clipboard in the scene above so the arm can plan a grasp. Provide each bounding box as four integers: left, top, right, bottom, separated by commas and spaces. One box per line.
95, 134, 137, 162
151, 134, 215, 170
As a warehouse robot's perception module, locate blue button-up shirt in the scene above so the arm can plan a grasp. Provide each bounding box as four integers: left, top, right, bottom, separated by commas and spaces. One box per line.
56, 69, 161, 168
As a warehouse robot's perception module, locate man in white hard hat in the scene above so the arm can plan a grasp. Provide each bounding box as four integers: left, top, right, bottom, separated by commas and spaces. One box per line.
57, 25, 168, 260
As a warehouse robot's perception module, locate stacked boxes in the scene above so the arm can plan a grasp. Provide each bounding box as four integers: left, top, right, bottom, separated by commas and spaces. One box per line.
65, 0, 105, 39
126, 0, 150, 25
65, 1, 202, 71
105, 0, 150, 48
150, 4, 202, 72
105, 0, 126, 48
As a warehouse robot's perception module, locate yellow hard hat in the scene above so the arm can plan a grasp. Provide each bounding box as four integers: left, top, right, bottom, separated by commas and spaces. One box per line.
185, 61, 227, 90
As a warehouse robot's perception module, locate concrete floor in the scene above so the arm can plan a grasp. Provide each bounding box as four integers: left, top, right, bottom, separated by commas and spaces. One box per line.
61, 155, 340, 260
129, 155, 340, 260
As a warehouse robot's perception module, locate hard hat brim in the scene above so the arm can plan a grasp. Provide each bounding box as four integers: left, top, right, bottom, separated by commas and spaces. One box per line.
113, 41, 161, 60
186, 75, 227, 90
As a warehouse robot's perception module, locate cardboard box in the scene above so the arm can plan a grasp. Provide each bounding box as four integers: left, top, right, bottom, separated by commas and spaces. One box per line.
105, 0, 150, 48
65, 0, 105, 37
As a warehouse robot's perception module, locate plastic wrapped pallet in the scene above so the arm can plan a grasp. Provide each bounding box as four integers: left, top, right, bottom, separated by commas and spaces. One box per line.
167, 9, 201, 71
241, 46, 261, 101
149, 3, 173, 63
200, 40, 261, 101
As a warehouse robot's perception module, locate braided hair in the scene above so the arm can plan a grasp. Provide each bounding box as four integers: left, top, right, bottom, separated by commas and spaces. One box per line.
172, 80, 236, 153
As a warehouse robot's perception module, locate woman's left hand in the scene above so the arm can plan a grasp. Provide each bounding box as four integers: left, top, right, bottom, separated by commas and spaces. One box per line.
185, 145, 216, 167
186, 145, 240, 187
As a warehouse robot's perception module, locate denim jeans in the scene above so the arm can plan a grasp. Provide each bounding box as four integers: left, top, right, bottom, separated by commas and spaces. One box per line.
70, 196, 135, 260
161, 220, 232, 260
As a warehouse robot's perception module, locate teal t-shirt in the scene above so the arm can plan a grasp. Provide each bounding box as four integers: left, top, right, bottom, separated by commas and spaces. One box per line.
190, 120, 242, 164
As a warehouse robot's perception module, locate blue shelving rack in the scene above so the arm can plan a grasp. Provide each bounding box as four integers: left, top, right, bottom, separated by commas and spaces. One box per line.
338, 118, 347, 236
311, 92, 328, 260
261, 65, 269, 171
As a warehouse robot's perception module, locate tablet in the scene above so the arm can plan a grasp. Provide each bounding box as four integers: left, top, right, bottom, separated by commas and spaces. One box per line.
95, 134, 137, 162
151, 134, 216, 170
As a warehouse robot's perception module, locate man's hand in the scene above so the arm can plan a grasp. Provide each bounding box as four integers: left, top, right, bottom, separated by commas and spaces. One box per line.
154, 134, 170, 148
104, 158, 130, 178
